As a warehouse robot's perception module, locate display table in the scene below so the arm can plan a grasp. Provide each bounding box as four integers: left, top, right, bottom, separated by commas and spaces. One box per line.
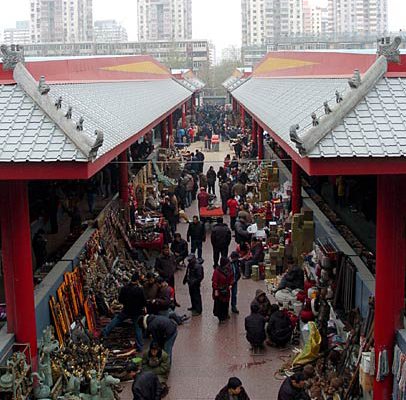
199, 206, 223, 219
132, 233, 164, 251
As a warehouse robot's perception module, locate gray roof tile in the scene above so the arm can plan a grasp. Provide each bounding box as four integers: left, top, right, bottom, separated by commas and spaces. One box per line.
232, 76, 406, 158
0, 79, 191, 162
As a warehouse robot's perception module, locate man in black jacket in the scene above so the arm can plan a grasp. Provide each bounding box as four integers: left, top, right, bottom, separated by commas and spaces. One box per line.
206, 166, 217, 195
244, 303, 266, 350
170, 233, 188, 266
102, 273, 146, 352
128, 362, 163, 400
211, 217, 232, 268
183, 254, 204, 316
187, 216, 205, 260
140, 315, 178, 364
215, 377, 250, 400
277, 373, 310, 400
267, 304, 293, 347
234, 216, 251, 245
161, 196, 177, 235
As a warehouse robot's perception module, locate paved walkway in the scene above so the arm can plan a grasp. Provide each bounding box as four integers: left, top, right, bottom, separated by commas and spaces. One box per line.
122, 142, 291, 399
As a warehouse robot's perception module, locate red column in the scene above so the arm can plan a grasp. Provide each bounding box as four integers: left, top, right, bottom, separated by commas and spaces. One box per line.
160, 119, 167, 148
291, 160, 301, 215
241, 106, 245, 130
167, 113, 174, 147
191, 94, 195, 119
119, 150, 129, 204
257, 125, 264, 163
252, 119, 257, 143
0, 181, 37, 359
374, 175, 406, 399
182, 104, 186, 129
232, 98, 236, 113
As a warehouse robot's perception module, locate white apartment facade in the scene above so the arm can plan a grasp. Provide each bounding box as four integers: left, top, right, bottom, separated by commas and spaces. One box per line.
94, 20, 128, 43
137, 0, 192, 42
3, 21, 31, 45
30, 0, 93, 44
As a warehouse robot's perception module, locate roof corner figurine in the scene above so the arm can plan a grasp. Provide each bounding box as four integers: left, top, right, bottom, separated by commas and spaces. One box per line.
311, 112, 319, 126
89, 130, 104, 160
348, 69, 361, 89
76, 117, 84, 131
335, 90, 343, 103
324, 101, 332, 115
0, 44, 25, 71
289, 124, 306, 155
55, 96, 63, 109
38, 76, 51, 95
65, 106, 73, 119
377, 36, 402, 64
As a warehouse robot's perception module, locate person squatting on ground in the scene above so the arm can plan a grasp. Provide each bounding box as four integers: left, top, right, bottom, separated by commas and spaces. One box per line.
128, 361, 163, 400
215, 377, 251, 400
142, 342, 171, 385
102, 272, 146, 352
245, 303, 266, 350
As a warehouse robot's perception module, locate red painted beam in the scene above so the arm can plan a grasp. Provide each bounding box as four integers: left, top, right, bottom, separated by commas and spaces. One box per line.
374, 175, 406, 399
0, 181, 37, 360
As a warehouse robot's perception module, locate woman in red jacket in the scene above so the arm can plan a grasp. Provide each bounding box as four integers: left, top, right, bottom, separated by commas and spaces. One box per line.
212, 257, 234, 323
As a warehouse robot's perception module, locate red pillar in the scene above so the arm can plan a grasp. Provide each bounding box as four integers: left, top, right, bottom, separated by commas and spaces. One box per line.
257, 125, 264, 163
160, 119, 167, 148
252, 119, 257, 143
191, 94, 195, 119
241, 106, 245, 130
0, 181, 37, 358
374, 175, 406, 399
119, 150, 129, 204
232, 97, 236, 113
291, 160, 301, 215
167, 113, 174, 148
182, 104, 186, 129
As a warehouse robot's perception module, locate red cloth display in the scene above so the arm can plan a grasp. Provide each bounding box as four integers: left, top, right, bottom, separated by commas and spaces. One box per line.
199, 207, 223, 218
132, 233, 164, 251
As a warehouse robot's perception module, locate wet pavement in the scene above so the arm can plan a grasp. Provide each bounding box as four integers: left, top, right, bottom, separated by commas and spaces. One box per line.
120, 142, 292, 399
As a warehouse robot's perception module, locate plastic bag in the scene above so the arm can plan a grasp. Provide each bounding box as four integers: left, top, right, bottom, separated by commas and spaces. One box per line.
292, 321, 321, 366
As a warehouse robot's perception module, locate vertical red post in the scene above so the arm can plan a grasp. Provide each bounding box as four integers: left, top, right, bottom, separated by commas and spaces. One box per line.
191, 93, 195, 119
252, 119, 257, 143
168, 113, 174, 147
160, 119, 167, 148
257, 125, 264, 163
119, 150, 129, 204
232, 98, 236, 113
241, 106, 245, 130
374, 175, 406, 399
0, 181, 37, 359
291, 160, 301, 215
182, 103, 186, 129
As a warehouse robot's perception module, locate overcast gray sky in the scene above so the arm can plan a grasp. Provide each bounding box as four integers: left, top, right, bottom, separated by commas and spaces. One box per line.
0, 0, 405, 55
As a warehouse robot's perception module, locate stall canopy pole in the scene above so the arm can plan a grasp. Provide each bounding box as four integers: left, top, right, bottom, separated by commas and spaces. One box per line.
168, 113, 174, 146
241, 105, 245, 130
182, 103, 186, 129
291, 160, 301, 214
119, 150, 129, 204
374, 175, 406, 399
252, 119, 257, 143
191, 93, 195, 119
0, 181, 38, 361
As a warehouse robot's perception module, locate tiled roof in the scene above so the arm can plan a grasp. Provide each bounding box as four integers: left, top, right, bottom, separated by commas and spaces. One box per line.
0, 79, 191, 162
232, 76, 406, 158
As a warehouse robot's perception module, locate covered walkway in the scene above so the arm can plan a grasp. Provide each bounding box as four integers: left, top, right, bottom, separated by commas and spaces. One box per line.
121, 142, 290, 399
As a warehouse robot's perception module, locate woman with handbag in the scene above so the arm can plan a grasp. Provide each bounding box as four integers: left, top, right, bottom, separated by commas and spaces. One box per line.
212, 257, 234, 323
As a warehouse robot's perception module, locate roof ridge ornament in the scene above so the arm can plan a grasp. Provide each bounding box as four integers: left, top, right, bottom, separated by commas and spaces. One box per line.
348, 69, 361, 89
290, 56, 388, 156
13, 62, 103, 161
1, 44, 25, 71
377, 36, 402, 64
38, 76, 50, 95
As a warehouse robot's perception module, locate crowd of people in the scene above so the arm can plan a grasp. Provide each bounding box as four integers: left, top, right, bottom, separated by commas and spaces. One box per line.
102, 104, 312, 399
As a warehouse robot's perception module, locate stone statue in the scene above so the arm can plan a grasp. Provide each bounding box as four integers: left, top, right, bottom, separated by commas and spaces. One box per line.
55, 96, 63, 109
31, 372, 51, 399
335, 90, 343, 103
76, 117, 84, 131
323, 101, 332, 115
39, 326, 60, 388
100, 374, 120, 400
89, 370, 100, 400
38, 76, 51, 95
66, 375, 81, 396
89, 130, 104, 159
65, 106, 73, 119
348, 69, 361, 89
311, 112, 319, 126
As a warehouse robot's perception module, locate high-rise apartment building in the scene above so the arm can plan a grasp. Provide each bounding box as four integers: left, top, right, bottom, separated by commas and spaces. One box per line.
30, 0, 93, 43
327, 0, 387, 35
3, 21, 31, 45
94, 20, 128, 43
137, 0, 192, 41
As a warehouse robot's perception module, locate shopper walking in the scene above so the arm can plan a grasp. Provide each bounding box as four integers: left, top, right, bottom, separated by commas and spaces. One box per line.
212, 257, 234, 323
183, 254, 204, 316
220, 179, 232, 214
206, 166, 217, 195
227, 196, 239, 231
210, 217, 232, 268
186, 216, 205, 260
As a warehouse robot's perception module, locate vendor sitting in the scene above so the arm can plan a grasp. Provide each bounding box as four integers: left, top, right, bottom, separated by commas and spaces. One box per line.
171, 233, 188, 266
277, 257, 305, 291
266, 304, 293, 348
242, 237, 264, 279
277, 373, 310, 400
250, 289, 272, 321
142, 342, 171, 385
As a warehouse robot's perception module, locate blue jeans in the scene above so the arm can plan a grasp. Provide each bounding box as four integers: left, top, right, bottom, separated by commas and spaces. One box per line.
231, 283, 238, 310
191, 240, 203, 259
164, 330, 178, 364
102, 312, 143, 352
